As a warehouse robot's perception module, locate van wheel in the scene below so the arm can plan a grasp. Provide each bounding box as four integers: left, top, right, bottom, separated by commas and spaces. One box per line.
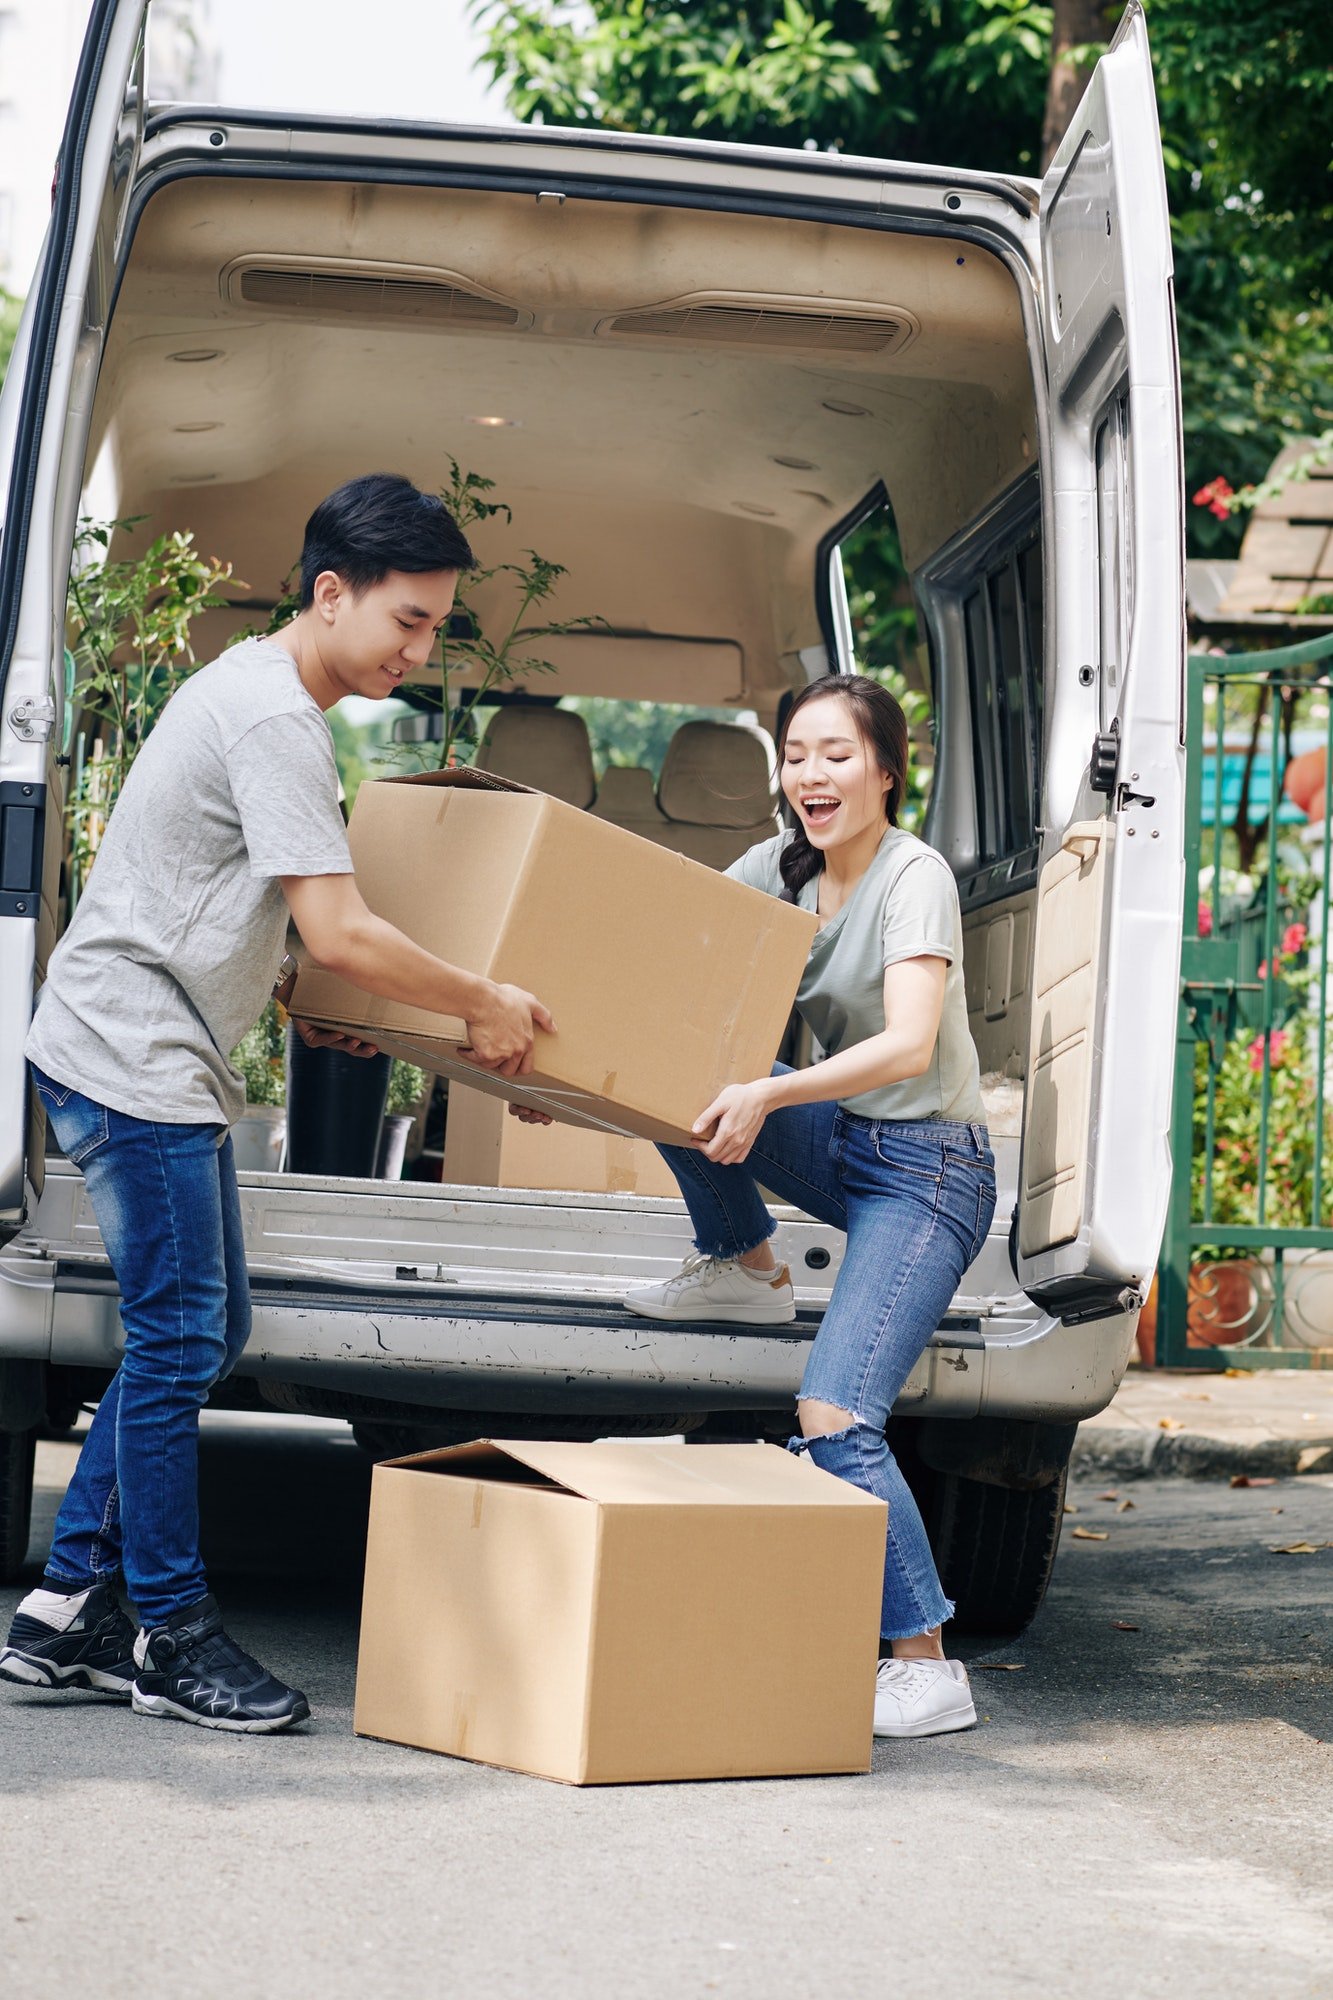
0, 1428, 37, 1584
927, 1460, 1069, 1638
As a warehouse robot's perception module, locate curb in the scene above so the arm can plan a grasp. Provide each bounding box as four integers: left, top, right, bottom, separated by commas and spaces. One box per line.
1071, 1424, 1333, 1482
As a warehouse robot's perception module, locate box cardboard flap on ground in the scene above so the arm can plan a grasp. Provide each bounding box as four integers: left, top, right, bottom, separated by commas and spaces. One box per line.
353, 1438, 887, 1785
441, 1078, 681, 1198
290, 769, 816, 1147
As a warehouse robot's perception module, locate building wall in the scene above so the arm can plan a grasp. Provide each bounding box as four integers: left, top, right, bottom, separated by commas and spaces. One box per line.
0, 0, 216, 296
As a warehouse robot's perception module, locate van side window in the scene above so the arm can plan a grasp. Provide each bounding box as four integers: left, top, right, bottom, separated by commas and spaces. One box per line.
962, 534, 1043, 864
833, 495, 936, 832
1095, 397, 1132, 732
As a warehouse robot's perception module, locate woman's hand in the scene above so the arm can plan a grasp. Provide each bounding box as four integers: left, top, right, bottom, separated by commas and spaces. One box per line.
508, 1102, 554, 1126
292, 1018, 381, 1058
692, 1079, 774, 1165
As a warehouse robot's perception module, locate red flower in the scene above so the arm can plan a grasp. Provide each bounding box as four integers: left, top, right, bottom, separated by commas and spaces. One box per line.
1282, 922, 1308, 956
1257, 960, 1269, 981
1197, 898, 1213, 938
1248, 1029, 1289, 1072
1193, 476, 1236, 522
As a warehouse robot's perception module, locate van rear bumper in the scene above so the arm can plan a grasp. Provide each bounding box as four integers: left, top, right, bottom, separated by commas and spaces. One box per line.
4, 1254, 1139, 1426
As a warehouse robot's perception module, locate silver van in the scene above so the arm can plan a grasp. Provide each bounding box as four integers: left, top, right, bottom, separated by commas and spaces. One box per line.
0, 0, 1184, 1632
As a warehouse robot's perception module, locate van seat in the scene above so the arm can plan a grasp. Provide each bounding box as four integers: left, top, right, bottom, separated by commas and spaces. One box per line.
473, 706, 597, 809
655, 720, 781, 869
590, 765, 670, 838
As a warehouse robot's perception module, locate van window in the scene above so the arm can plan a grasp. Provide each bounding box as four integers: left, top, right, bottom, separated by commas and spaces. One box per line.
1095, 396, 1132, 732
961, 534, 1043, 864
835, 498, 935, 833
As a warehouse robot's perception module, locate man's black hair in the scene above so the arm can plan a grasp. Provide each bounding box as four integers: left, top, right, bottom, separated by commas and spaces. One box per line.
299, 472, 476, 608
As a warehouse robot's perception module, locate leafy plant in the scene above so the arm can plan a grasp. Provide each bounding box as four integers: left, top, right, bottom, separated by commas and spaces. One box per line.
387, 457, 604, 770
0, 288, 21, 388
230, 999, 286, 1108
64, 518, 238, 897
1194, 915, 1333, 1236
386, 1059, 428, 1116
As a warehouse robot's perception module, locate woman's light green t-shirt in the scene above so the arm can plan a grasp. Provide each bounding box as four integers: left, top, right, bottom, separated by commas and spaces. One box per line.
726, 827, 985, 1125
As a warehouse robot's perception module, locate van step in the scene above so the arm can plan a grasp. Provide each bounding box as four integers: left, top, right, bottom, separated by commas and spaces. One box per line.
51, 1258, 985, 1343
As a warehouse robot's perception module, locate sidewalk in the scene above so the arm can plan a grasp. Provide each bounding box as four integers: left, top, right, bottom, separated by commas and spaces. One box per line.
1072, 1365, 1333, 1480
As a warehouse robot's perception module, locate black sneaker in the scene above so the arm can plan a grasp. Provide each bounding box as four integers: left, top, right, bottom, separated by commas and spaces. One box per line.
132, 1594, 310, 1734
0, 1579, 137, 1697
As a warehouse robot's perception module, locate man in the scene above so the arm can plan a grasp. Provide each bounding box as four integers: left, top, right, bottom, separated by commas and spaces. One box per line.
0, 472, 552, 1733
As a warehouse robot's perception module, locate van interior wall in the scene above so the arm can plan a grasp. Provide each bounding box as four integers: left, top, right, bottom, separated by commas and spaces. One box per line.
81, 176, 1036, 714
68, 172, 1039, 1127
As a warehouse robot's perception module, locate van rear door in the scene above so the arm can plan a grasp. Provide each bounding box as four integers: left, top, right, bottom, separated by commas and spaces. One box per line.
0, 1, 149, 1241
1015, 0, 1185, 1319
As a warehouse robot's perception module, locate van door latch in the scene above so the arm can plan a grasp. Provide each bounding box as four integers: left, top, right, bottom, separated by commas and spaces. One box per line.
7, 695, 56, 743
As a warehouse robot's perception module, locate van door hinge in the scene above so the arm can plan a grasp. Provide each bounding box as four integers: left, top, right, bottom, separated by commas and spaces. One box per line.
1089, 723, 1119, 795
0, 781, 47, 917
7, 695, 56, 743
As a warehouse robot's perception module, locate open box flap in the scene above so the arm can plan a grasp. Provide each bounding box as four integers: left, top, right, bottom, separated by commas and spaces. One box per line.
389, 1437, 884, 1508
382, 767, 535, 795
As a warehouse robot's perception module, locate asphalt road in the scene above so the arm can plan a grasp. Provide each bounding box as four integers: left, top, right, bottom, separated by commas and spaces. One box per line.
1, 1414, 1330, 2000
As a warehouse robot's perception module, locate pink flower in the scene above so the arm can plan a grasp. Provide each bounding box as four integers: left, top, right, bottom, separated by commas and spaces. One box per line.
1193, 476, 1236, 522
1248, 1030, 1289, 1072
1197, 899, 1213, 938
1282, 922, 1308, 956
1257, 960, 1269, 981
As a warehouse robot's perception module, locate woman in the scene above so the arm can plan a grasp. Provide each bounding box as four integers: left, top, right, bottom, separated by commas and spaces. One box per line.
625, 674, 997, 1740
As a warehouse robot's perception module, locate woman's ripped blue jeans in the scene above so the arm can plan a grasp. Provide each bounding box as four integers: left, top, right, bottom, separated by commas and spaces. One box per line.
659, 1081, 996, 1640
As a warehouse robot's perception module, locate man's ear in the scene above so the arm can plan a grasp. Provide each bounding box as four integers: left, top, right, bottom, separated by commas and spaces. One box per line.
312, 569, 343, 624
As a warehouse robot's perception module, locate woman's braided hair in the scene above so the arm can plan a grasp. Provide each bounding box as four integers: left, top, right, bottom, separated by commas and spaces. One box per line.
776, 674, 910, 902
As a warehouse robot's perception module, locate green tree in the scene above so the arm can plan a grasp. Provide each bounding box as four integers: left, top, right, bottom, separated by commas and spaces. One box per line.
478, 0, 1333, 559
0, 290, 21, 388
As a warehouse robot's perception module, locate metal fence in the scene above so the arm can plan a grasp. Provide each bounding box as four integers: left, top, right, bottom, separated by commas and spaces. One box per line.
1157, 630, 1333, 1368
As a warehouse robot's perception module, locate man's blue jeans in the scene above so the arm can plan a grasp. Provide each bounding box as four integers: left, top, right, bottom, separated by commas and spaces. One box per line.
660, 1077, 997, 1640
31, 1065, 251, 1625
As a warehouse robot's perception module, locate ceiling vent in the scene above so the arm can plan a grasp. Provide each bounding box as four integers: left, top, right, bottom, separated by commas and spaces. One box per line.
597, 295, 919, 357
221, 258, 528, 331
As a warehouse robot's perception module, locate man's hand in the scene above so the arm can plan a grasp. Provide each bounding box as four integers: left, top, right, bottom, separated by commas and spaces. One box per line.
462, 982, 557, 1078
508, 1102, 555, 1126
692, 1079, 774, 1165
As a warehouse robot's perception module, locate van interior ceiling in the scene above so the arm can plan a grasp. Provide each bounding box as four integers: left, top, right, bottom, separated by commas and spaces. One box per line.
79, 177, 1038, 722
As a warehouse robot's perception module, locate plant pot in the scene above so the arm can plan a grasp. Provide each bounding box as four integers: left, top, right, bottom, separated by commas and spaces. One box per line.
284, 1029, 392, 1178
231, 1104, 285, 1174
1185, 1256, 1270, 1348
1134, 1274, 1158, 1367
1271, 1247, 1333, 1350
376, 1114, 414, 1182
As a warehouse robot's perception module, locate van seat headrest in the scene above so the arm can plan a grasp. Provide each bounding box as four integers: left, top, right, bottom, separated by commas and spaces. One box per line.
474, 706, 597, 810
657, 720, 777, 828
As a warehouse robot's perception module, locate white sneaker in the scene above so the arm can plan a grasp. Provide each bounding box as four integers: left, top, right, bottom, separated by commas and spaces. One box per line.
872, 1657, 978, 1738
623, 1252, 796, 1325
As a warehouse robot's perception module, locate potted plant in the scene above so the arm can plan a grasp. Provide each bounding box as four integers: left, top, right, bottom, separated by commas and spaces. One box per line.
378, 1060, 429, 1180
1184, 911, 1330, 1350
64, 518, 237, 903
229, 1000, 287, 1173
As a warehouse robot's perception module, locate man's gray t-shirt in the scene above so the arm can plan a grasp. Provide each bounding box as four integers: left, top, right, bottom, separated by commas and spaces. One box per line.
26, 639, 353, 1127
727, 826, 985, 1124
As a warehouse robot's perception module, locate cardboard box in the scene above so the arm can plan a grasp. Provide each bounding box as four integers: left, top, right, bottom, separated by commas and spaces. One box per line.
291, 769, 816, 1146
442, 1081, 680, 1198
353, 1439, 887, 1785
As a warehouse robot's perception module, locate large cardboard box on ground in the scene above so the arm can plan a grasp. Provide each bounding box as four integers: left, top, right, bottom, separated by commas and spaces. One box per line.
354, 1439, 887, 1785
291, 770, 816, 1146
442, 1080, 680, 1198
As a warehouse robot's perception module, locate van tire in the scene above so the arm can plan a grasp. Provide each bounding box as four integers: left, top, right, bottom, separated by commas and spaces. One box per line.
927, 1460, 1068, 1638
0, 1428, 36, 1584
